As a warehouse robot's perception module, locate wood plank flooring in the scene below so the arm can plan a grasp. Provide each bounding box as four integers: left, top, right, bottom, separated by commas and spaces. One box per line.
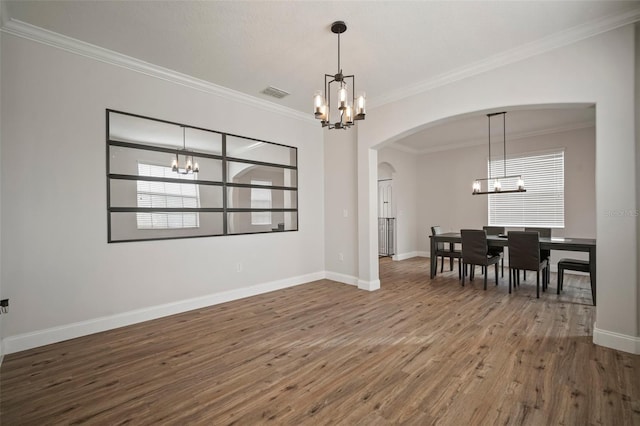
1, 257, 639, 425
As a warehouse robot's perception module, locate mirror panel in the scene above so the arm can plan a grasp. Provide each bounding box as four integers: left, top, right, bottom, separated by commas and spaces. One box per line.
226, 212, 298, 235
226, 188, 297, 209
109, 111, 222, 155
226, 135, 296, 167
110, 212, 224, 242
226, 162, 297, 188
110, 179, 223, 209
109, 145, 223, 182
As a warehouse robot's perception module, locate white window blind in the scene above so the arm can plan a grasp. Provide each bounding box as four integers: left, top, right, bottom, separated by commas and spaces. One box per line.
251, 180, 272, 225
136, 163, 200, 229
488, 150, 564, 228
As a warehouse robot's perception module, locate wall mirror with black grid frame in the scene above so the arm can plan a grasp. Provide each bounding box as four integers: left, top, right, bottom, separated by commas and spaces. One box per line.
106, 110, 298, 243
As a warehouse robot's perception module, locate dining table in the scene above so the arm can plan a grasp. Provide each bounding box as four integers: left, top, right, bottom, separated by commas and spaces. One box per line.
429, 232, 596, 290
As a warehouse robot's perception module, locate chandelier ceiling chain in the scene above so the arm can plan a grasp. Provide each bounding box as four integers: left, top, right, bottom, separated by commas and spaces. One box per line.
313, 21, 365, 130
472, 112, 525, 195
171, 126, 199, 175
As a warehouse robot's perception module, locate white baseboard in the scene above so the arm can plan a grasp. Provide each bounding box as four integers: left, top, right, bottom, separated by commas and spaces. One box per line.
392, 251, 418, 261
324, 271, 358, 286
593, 323, 640, 354
358, 279, 381, 291
3, 271, 325, 355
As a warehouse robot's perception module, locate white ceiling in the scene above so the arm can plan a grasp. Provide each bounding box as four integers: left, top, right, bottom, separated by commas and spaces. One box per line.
2, 1, 637, 149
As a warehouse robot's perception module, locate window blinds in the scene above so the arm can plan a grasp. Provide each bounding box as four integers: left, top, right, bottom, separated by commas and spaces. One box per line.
136, 163, 200, 229
488, 150, 564, 228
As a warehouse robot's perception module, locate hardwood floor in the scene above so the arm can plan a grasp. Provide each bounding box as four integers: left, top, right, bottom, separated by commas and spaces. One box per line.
2, 257, 639, 425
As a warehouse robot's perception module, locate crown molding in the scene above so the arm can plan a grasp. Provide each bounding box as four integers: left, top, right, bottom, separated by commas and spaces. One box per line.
0, 18, 316, 125
370, 6, 640, 110
393, 121, 595, 155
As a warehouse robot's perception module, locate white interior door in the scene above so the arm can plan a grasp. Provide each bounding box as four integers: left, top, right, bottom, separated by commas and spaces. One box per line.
378, 179, 393, 218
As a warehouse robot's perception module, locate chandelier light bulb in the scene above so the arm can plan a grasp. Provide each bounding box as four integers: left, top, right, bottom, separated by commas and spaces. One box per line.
170, 126, 202, 174
517, 178, 525, 190
473, 180, 481, 193
345, 105, 354, 124
313, 91, 324, 116
494, 179, 502, 192
356, 93, 366, 116
338, 84, 348, 109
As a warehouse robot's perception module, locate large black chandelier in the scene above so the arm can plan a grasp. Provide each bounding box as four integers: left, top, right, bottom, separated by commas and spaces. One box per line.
313, 21, 365, 130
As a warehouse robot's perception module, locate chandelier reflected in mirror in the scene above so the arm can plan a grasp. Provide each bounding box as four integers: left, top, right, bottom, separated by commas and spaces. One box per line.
313, 21, 365, 130
171, 126, 199, 175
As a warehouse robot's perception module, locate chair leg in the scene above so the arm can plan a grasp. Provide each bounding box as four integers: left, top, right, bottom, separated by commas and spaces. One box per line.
508, 268, 512, 294
501, 257, 504, 277
558, 266, 563, 293
547, 265, 551, 290
590, 276, 596, 306
483, 271, 487, 290
471, 266, 475, 281
523, 270, 527, 281
440, 256, 444, 273
462, 263, 465, 286
536, 271, 540, 298
495, 262, 499, 286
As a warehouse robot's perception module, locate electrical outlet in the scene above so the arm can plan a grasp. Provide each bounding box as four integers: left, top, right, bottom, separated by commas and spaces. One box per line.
236, 262, 242, 273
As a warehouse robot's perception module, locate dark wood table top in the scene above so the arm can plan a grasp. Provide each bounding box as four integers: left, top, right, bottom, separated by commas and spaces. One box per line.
430, 232, 596, 251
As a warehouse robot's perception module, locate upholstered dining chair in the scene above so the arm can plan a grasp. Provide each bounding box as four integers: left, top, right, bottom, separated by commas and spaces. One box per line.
431, 226, 462, 279
483, 226, 505, 277
460, 229, 500, 290
507, 231, 549, 298
524, 227, 551, 285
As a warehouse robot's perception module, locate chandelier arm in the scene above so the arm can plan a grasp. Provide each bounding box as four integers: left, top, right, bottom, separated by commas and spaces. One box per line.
327, 79, 332, 123
503, 112, 507, 178
353, 76, 356, 106
488, 114, 492, 180
324, 74, 330, 123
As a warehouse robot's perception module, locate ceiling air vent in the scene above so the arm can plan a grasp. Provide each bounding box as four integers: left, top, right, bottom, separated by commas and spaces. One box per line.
261, 86, 290, 99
